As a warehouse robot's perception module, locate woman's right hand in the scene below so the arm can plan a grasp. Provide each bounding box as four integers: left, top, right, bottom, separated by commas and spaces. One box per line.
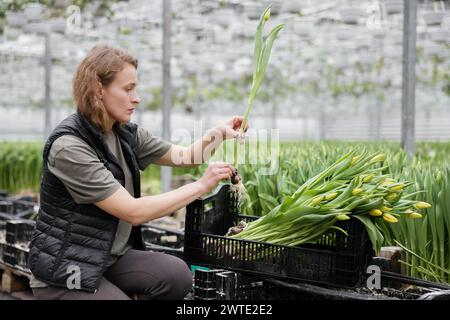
197, 162, 236, 194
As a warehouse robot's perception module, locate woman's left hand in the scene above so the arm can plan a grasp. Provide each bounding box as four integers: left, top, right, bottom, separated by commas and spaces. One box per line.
216, 115, 249, 141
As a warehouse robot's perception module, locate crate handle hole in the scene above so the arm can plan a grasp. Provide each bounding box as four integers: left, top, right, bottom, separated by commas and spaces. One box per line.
204, 201, 214, 212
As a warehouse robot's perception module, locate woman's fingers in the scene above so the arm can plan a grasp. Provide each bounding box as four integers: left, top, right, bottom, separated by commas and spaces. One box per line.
199, 162, 238, 193
225, 128, 240, 139
212, 162, 235, 172
218, 173, 232, 181
216, 168, 233, 178
209, 162, 236, 183
232, 115, 249, 132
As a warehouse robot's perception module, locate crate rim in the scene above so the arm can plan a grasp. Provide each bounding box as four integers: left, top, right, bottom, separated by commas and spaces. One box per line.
185, 231, 368, 259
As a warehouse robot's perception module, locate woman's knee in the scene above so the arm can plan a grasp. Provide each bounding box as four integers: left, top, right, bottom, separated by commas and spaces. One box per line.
162, 256, 193, 299
110, 250, 193, 299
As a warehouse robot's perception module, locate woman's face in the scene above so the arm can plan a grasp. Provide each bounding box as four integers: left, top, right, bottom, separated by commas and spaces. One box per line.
101, 63, 140, 125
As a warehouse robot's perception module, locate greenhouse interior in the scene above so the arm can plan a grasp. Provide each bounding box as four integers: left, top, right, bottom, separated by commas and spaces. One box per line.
0, 0, 450, 304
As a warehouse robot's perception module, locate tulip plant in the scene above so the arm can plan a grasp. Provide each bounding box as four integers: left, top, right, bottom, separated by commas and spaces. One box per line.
234, 6, 284, 167
237, 6, 284, 140
231, 150, 431, 256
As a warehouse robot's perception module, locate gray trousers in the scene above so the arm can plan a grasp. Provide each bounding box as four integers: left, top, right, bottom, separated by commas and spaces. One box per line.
31, 250, 193, 300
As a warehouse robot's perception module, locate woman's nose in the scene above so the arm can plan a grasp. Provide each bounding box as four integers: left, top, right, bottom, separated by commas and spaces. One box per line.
131, 93, 140, 104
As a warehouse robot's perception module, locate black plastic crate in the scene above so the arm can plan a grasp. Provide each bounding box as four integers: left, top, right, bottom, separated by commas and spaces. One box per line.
0, 220, 5, 239
0, 212, 14, 222
184, 185, 374, 288
14, 246, 30, 272
3, 243, 17, 266
141, 225, 184, 249
193, 268, 266, 300
194, 269, 223, 289
5, 219, 35, 245
0, 199, 35, 218
1, 243, 30, 272
1, 243, 30, 273
12, 199, 35, 213
215, 270, 265, 300
0, 242, 5, 263
0, 200, 14, 215
193, 287, 217, 300
0, 190, 8, 199
144, 242, 184, 259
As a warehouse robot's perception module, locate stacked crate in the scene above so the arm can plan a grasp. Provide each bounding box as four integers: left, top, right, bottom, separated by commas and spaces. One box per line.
0, 219, 5, 264
0, 193, 36, 292
193, 269, 222, 300
193, 269, 266, 300
2, 219, 34, 272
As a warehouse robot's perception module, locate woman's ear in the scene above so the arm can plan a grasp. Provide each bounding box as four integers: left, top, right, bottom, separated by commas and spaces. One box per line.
98, 82, 104, 99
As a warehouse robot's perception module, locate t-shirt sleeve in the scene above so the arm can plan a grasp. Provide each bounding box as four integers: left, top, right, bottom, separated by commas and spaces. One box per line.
47, 135, 121, 205
136, 126, 172, 170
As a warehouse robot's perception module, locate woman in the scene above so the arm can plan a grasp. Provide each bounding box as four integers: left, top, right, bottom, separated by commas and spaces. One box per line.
28, 45, 247, 300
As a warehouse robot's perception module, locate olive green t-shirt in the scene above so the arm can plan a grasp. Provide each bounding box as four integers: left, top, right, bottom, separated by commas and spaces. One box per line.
29, 126, 171, 288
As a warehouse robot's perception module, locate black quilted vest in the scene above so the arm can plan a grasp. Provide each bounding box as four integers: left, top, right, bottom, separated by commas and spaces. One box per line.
28, 113, 144, 293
